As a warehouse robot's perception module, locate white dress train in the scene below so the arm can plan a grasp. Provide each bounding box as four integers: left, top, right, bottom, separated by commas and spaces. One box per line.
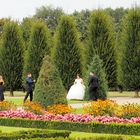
66, 78, 85, 100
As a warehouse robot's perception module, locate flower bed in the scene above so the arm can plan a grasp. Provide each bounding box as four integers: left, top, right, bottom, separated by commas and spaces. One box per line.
0, 109, 140, 124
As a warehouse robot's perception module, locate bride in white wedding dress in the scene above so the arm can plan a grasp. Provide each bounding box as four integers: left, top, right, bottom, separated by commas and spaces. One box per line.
67, 74, 85, 100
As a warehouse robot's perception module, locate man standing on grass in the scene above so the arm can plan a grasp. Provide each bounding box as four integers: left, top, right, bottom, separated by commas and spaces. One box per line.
24, 72, 35, 102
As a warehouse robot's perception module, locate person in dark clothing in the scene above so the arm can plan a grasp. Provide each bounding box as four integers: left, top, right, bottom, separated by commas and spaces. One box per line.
24, 73, 35, 102
0, 75, 4, 102
88, 72, 99, 101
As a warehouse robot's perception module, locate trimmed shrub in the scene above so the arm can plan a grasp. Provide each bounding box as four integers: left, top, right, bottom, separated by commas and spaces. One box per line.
0, 118, 139, 135
85, 55, 108, 100
54, 16, 82, 90
34, 56, 67, 107
24, 135, 140, 140
0, 129, 70, 139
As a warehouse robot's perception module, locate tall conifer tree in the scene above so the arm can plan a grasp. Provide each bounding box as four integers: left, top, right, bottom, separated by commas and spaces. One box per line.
54, 16, 82, 90
121, 8, 140, 96
0, 21, 23, 96
88, 10, 117, 88
23, 21, 50, 81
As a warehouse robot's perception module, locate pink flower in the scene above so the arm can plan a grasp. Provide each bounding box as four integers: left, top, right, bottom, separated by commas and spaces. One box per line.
0, 110, 140, 124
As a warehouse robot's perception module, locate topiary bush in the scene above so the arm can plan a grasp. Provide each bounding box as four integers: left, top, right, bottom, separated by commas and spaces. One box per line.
85, 55, 108, 100
34, 55, 67, 107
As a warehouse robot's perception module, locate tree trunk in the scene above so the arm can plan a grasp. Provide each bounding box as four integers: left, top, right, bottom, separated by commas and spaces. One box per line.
135, 90, 139, 97
10, 88, 14, 97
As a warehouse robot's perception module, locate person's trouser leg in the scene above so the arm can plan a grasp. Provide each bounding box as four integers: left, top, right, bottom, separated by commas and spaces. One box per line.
30, 91, 33, 101
93, 87, 98, 101
89, 88, 93, 100
24, 92, 30, 102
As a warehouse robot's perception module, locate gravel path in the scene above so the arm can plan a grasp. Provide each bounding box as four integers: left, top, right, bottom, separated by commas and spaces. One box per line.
70, 97, 140, 108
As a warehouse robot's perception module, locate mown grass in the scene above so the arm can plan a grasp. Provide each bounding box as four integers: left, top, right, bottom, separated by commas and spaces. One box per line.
0, 126, 33, 133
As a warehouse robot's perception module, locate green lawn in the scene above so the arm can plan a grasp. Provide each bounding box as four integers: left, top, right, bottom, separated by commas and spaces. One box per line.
0, 126, 33, 133
5, 97, 23, 106
4, 91, 25, 97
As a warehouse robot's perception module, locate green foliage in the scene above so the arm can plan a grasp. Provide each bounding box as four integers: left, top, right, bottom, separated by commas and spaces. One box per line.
0, 21, 23, 95
24, 134, 140, 140
0, 18, 11, 38
72, 10, 91, 41
54, 16, 82, 90
34, 56, 67, 107
34, 5, 64, 33
21, 17, 35, 49
0, 129, 70, 139
0, 118, 140, 136
121, 8, 140, 95
105, 8, 129, 32
23, 20, 51, 81
85, 55, 108, 100
88, 10, 117, 88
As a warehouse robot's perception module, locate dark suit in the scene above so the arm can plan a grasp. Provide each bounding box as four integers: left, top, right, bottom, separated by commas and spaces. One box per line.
24, 77, 34, 102
88, 75, 99, 101
0, 82, 4, 101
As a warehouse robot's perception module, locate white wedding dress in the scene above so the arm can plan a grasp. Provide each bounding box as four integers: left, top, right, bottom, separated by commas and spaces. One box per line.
67, 78, 85, 100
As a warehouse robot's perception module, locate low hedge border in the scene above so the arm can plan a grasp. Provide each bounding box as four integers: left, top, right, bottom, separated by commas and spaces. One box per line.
24, 135, 140, 140
0, 129, 70, 140
0, 118, 140, 135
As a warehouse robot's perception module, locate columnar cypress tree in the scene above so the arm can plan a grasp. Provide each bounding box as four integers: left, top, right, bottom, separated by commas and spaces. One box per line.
34, 56, 67, 107
85, 55, 108, 100
88, 10, 117, 88
121, 8, 140, 97
24, 21, 50, 81
0, 21, 23, 96
54, 16, 82, 90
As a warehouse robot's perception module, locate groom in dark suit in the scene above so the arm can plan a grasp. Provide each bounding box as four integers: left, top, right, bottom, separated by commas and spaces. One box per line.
24, 72, 35, 102
88, 72, 99, 101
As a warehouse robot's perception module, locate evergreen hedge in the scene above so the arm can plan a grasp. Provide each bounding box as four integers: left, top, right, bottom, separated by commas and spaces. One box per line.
0, 129, 70, 139
0, 118, 139, 136
85, 55, 108, 100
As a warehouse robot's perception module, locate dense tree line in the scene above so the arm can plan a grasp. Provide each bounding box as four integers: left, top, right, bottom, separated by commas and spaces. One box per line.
0, 6, 139, 99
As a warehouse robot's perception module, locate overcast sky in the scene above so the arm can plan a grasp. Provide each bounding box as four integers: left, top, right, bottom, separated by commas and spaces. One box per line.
0, 0, 139, 21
